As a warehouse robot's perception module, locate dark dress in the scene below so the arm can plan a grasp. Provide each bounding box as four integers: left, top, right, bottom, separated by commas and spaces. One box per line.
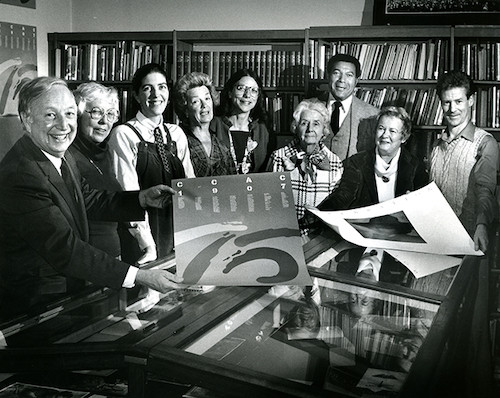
69, 134, 123, 257
120, 123, 186, 260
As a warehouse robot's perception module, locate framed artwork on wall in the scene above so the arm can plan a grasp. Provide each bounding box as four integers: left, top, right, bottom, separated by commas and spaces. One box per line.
373, 0, 500, 25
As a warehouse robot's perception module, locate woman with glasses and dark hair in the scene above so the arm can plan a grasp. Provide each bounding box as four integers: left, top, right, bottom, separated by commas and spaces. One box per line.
215, 69, 272, 173
108, 63, 193, 264
69, 82, 124, 258
173, 71, 236, 177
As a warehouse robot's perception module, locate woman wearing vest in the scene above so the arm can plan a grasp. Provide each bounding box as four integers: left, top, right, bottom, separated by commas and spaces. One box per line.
109, 63, 195, 264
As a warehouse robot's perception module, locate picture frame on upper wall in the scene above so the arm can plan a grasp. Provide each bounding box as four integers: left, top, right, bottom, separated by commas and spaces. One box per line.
373, 0, 500, 25
0, 0, 36, 9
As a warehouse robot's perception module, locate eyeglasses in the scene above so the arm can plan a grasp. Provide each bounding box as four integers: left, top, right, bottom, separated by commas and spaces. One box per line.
85, 107, 120, 123
234, 85, 259, 98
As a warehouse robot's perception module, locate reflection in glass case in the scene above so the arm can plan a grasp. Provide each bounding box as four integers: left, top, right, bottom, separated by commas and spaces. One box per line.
183, 280, 439, 397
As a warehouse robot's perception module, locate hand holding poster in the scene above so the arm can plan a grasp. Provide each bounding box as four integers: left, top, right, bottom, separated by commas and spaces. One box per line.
173, 172, 312, 286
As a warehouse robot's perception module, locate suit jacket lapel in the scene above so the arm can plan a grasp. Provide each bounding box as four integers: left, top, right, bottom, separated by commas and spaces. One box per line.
22, 136, 88, 240
361, 151, 378, 203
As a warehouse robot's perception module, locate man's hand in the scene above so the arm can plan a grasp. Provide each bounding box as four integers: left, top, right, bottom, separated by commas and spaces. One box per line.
135, 268, 184, 293
136, 245, 157, 265
139, 184, 176, 209
473, 223, 489, 253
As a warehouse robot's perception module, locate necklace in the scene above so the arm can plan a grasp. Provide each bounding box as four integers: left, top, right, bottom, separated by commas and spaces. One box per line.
88, 157, 103, 175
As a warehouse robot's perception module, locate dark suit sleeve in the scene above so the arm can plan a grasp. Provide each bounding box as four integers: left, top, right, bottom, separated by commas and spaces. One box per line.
1, 166, 131, 290
317, 156, 363, 211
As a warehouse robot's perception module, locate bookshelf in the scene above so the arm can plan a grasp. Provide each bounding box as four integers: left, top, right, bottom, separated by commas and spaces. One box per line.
305, 25, 453, 163
47, 31, 174, 121
454, 25, 500, 137
47, 26, 500, 146
173, 30, 306, 136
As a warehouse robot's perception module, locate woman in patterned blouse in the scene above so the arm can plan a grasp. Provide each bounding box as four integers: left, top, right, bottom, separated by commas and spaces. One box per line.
173, 72, 236, 177
267, 98, 343, 236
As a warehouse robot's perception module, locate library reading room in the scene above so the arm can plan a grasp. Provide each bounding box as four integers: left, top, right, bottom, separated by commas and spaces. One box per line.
0, 1, 499, 397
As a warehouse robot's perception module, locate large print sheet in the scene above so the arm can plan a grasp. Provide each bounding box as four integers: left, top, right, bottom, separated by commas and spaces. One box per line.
307, 182, 479, 256
173, 173, 311, 286
307, 182, 481, 278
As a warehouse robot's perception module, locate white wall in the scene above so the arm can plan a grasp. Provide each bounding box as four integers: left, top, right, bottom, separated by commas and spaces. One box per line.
0, 0, 374, 75
70, 0, 374, 31
0, 0, 72, 76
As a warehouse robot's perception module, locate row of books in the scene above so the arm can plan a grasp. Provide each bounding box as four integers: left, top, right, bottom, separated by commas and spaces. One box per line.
356, 85, 499, 129
59, 41, 170, 82
176, 50, 306, 88
458, 42, 500, 81
308, 39, 448, 81
355, 86, 444, 127
264, 92, 303, 134
474, 86, 500, 129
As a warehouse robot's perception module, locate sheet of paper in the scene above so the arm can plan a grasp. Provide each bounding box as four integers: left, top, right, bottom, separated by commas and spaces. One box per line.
307, 182, 481, 256
173, 172, 311, 286
385, 250, 462, 279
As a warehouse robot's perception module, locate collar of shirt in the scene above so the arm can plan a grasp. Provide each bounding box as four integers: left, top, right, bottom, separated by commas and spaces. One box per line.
40, 149, 63, 175
327, 93, 352, 115
327, 94, 352, 127
441, 120, 475, 143
136, 111, 164, 134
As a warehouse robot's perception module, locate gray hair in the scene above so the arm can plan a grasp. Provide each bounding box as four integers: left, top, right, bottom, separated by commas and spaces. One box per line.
291, 98, 331, 136
73, 82, 119, 116
18, 76, 69, 117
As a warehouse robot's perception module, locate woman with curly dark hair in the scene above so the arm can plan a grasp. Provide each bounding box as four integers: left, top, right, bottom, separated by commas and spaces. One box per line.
214, 69, 273, 174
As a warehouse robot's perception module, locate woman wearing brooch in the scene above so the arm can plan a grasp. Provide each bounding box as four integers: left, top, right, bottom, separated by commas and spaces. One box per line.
318, 106, 428, 211
267, 98, 343, 237
214, 69, 273, 174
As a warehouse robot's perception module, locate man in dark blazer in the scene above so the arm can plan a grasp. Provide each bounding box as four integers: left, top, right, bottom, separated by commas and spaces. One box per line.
0, 77, 181, 320
319, 54, 379, 161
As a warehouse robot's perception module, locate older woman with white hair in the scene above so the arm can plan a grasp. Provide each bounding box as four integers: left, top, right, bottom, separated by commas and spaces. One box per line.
267, 98, 343, 236
69, 82, 123, 258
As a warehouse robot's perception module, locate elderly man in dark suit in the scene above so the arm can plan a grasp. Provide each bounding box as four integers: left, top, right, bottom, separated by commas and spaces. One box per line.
320, 53, 379, 161
0, 77, 181, 320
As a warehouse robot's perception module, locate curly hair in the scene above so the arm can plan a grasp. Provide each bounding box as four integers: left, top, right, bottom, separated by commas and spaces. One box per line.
172, 72, 219, 125
436, 70, 476, 99
73, 82, 119, 116
290, 97, 331, 137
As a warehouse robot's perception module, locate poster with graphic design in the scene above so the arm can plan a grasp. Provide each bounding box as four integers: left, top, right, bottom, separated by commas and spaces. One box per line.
173, 172, 311, 286
0, 22, 37, 116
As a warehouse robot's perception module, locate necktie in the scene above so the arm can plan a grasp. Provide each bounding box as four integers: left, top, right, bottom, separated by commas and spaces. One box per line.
61, 158, 79, 203
330, 101, 342, 135
153, 127, 171, 174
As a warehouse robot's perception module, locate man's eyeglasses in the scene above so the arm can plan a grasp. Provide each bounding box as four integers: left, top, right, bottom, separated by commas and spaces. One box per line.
86, 107, 120, 123
234, 85, 259, 98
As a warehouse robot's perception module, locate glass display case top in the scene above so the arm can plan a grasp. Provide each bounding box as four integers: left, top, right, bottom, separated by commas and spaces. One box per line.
183, 280, 439, 397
